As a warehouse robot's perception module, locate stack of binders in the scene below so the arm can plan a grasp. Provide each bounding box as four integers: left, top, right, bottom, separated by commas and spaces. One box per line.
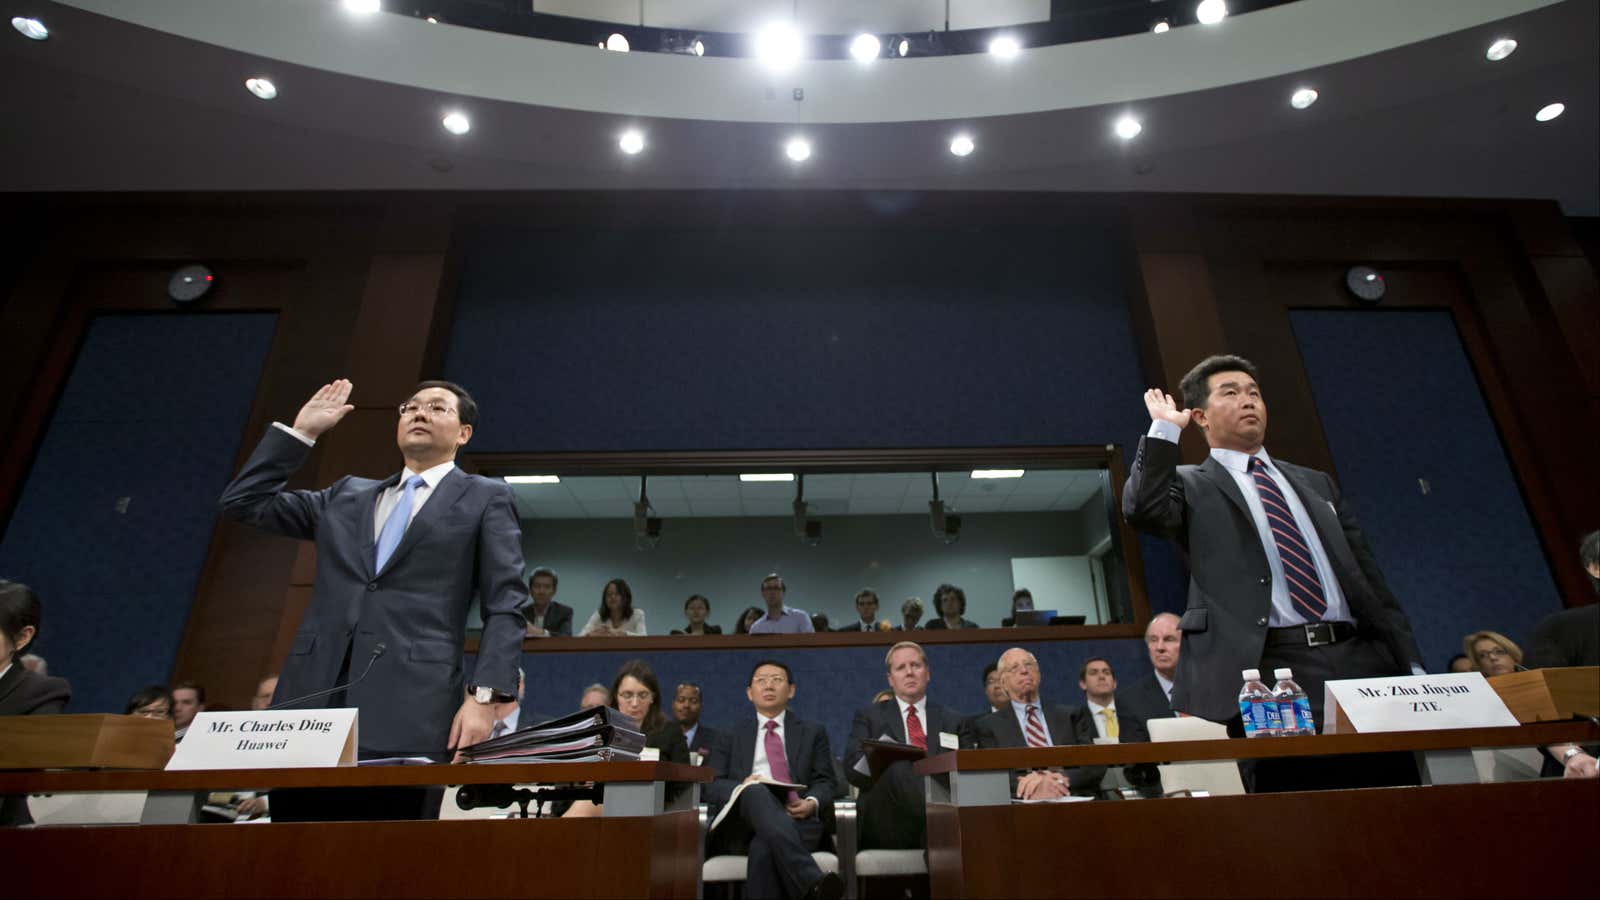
459, 706, 647, 764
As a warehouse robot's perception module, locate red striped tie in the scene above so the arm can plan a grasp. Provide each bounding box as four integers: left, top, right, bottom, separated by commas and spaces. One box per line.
1249, 457, 1328, 620
1024, 705, 1049, 747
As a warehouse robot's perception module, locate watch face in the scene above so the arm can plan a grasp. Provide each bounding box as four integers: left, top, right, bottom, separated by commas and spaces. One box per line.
168, 264, 214, 303
1345, 265, 1386, 302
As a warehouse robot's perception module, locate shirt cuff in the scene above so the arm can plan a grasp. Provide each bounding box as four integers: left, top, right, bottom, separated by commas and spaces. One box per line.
272, 421, 316, 447
1147, 420, 1182, 444
1409, 664, 1427, 676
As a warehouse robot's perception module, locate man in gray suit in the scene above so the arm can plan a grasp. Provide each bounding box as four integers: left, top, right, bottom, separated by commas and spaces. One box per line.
1123, 355, 1424, 729
220, 378, 527, 762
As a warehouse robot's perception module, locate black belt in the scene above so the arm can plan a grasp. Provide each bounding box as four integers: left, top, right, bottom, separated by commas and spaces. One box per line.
1264, 621, 1356, 648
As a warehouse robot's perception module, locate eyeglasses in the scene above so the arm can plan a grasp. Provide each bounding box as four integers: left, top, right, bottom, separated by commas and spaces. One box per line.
751, 675, 789, 687
616, 690, 654, 703
1475, 647, 1511, 662
397, 401, 456, 418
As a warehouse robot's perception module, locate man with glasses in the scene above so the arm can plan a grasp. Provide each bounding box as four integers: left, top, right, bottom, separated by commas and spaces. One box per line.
970, 648, 1103, 799
220, 379, 527, 802
748, 574, 815, 635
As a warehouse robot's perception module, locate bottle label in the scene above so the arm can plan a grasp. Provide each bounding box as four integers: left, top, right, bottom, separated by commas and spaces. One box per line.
1260, 697, 1283, 734
1293, 696, 1315, 734
1278, 699, 1298, 734
1238, 698, 1259, 736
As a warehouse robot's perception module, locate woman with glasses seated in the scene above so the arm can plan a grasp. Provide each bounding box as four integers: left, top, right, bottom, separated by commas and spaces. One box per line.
1463, 630, 1523, 677
562, 659, 689, 818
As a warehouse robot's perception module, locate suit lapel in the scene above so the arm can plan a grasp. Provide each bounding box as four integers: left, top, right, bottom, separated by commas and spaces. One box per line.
1197, 455, 1253, 523
1279, 463, 1360, 577
785, 717, 804, 782
376, 468, 468, 577
881, 702, 907, 743
359, 474, 401, 577
993, 707, 1026, 747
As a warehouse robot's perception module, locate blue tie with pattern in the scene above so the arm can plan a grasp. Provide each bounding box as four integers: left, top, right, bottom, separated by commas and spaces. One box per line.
1248, 457, 1328, 620
375, 475, 425, 573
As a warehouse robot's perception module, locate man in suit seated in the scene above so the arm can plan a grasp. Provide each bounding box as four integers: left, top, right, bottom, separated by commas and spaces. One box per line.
971, 648, 1104, 799
1115, 613, 1182, 731
670, 681, 721, 761
834, 589, 886, 632
705, 660, 843, 900
843, 641, 961, 850
1078, 658, 1149, 744
521, 567, 573, 637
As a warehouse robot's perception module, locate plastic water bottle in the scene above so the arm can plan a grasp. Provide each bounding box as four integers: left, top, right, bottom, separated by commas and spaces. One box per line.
1272, 668, 1316, 735
1238, 668, 1282, 737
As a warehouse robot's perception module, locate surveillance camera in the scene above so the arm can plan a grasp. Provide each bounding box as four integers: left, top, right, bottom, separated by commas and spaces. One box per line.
801, 519, 822, 547
930, 500, 961, 544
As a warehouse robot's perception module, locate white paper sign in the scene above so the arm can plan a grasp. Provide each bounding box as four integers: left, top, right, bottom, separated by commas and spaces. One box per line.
166, 710, 358, 770
1323, 672, 1518, 734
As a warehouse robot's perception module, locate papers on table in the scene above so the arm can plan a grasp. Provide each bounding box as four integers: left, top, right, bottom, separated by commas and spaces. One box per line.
458, 706, 646, 765
709, 776, 805, 832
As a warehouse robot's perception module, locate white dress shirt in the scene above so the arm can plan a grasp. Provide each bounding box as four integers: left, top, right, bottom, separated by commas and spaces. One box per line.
580, 608, 647, 636
271, 422, 455, 538
1085, 699, 1117, 740
492, 706, 520, 737
1155, 672, 1175, 702
751, 710, 819, 810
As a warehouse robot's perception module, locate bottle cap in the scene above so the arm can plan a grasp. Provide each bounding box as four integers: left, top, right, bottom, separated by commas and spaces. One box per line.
1241, 668, 1260, 681
1273, 668, 1292, 680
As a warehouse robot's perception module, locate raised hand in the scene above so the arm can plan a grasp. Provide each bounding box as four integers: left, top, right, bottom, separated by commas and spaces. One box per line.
1143, 388, 1192, 429
292, 379, 356, 439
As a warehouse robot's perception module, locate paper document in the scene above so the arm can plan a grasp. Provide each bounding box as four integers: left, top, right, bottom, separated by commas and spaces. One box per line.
1011, 795, 1093, 804
710, 776, 805, 832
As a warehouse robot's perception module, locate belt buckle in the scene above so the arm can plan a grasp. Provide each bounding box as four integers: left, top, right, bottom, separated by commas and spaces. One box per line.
1304, 622, 1334, 647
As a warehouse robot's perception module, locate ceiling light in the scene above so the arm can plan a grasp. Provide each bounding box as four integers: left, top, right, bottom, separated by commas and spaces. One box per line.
754, 22, 803, 70
441, 111, 470, 135
972, 469, 1025, 479
1196, 0, 1228, 26
1114, 116, 1142, 140
949, 135, 975, 157
692, 38, 705, 56
988, 36, 1021, 59
505, 475, 560, 484
785, 137, 812, 162
10, 16, 48, 40
426, 17, 438, 24
740, 473, 795, 482
1535, 102, 1564, 122
850, 33, 880, 62
1290, 87, 1318, 109
1152, 21, 1170, 34
1485, 38, 1517, 61
618, 129, 645, 154
244, 77, 278, 100
896, 37, 910, 57
605, 33, 630, 52
342, 0, 380, 15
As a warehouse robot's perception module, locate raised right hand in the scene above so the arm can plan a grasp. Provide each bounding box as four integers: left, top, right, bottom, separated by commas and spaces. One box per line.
1143, 388, 1192, 429
291, 379, 356, 439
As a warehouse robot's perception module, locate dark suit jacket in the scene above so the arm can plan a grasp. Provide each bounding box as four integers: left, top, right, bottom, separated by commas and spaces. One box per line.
971, 702, 1106, 797
1116, 673, 1177, 730
1528, 603, 1599, 668
832, 620, 880, 632
705, 712, 835, 827
1123, 436, 1422, 722
842, 698, 962, 792
1, 664, 71, 825
669, 624, 723, 635
219, 427, 528, 756
922, 617, 980, 630
676, 721, 723, 758
523, 600, 573, 637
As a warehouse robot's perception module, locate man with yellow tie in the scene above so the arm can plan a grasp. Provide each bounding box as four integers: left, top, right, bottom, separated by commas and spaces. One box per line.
1078, 658, 1149, 745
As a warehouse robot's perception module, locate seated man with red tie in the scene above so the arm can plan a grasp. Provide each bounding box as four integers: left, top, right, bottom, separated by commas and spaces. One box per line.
970, 648, 1104, 799
842, 641, 963, 850
704, 660, 843, 900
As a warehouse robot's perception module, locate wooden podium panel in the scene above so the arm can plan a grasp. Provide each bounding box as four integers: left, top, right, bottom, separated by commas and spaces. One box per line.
1489, 667, 1599, 722
0, 714, 173, 769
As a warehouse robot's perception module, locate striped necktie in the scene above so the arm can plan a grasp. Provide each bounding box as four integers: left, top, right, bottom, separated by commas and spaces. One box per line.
1248, 457, 1328, 620
1024, 705, 1049, 748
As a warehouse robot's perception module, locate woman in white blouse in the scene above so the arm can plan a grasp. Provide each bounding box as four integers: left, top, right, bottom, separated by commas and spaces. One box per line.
579, 578, 647, 637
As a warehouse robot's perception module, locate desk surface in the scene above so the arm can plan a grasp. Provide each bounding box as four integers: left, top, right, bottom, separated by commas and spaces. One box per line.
0, 760, 711, 793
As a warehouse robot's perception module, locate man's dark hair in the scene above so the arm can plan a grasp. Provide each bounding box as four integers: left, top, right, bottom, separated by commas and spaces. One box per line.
598, 578, 634, 621
684, 593, 710, 612
125, 684, 174, 716
854, 589, 879, 606
933, 583, 967, 616
1581, 531, 1600, 593
982, 661, 998, 686
410, 380, 478, 427
173, 681, 207, 704
1179, 354, 1262, 412
1078, 657, 1113, 682
810, 613, 830, 632
749, 659, 794, 685
761, 573, 786, 592
529, 567, 559, 590
0, 579, 42, 650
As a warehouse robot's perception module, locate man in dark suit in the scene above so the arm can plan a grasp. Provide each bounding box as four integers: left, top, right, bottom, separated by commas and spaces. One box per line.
833, 589, 887, 632
971, 648, 1104, 799
1, 579, 72, 825
705, 660, 843, 900
520, 567, 573, 637
1117, 613, 1182, 730
843, 641, 962, 849
1123, 355, 1424, 729
669, 681, 721, 760
219, 379, 526, 763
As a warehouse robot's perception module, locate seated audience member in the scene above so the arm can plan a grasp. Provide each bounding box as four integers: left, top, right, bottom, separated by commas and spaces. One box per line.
922, 583, 978, 630
899, 597, 924, 631
1529, 531, 1599, 779
1464, 630, 1523, 677
1117, 612, 1181, 729
1000, 588, 1034, 627
671, 682, 721, 760
705, 660, 842, 900
735, 605, 765, 635
521, 567, 573, 637
19, 653, 46, 675
970, 648, 1104, 799
564, 659, 690, 817
172, 681, 206, 741
125, 685, 175, 719
1078, 658, 1149, 743
672, 594, 722, 635
1446, 653, 1474, 673
580, 578, 647, 637
844, 642, 962, 850
748, 574, 815, 635
810, 613, 831, 633
579, 683, 611, 709
982, 662, 1007, 713
835, 589, 889, 632
1, 580, 72, 826
253, 674, 279, 709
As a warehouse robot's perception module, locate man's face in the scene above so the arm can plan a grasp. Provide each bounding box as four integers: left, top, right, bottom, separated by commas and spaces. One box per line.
999, 650, 1040, 703
855, 595, 879, 622
172, 688, 203, 728
1192, 371, 1267, 452
985, 669, 1008, 709
1146, 616, 1181, 675
251, 676, 278, 711
673, 685, 702, 726
886, 647, 929, 702
747, 664, 795, 717
395, 386, 472, 460
1079, 661, 1116, 701
529, 575, 556, 606
760, 579, 786, 612
581, 689, 609, 708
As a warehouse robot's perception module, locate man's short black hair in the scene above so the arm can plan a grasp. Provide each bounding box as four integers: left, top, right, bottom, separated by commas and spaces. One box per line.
0, 580, 42, 650
749, 659, 794, 684
411, 380, 478, 427
982, 661, 998, 686
173, 681, 207, 704
1078, 657, 1113, 682
1179, 354, 1262, 412
529, 567, 559, 590
1581, 530, 1600, 574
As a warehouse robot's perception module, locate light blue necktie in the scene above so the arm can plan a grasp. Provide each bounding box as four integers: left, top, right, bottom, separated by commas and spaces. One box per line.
374, 475, 425, 573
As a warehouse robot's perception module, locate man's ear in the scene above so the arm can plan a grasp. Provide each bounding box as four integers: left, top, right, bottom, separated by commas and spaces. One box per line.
13, 624, 35, 653
1190, 407, 1209, 431
456, 423, 474, 447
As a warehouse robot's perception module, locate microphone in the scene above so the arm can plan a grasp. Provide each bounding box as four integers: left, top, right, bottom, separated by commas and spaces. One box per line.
268, 642, 387, 711
1513, 663, 1531, 672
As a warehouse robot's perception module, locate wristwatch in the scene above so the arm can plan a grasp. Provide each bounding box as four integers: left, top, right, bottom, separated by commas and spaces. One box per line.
1561, 747, 1585, 763
470, 685, 512, 704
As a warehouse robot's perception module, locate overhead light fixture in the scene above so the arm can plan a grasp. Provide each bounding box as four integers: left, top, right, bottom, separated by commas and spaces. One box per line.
1290, 87, 1319, 109
754, 22, 803, 70
342, 0, 381, 15
895, 36, 910, 57
244, 77, 278, 100
504, 475, 561, 484
618, 129, 645, 154
988, 36, 1021, 59
849, 33, 881, 62
785, 137, 812, 162
740, 473, 795, 482
971, 469, 1024, 479
1152, 21, 1170, 34
1485, 38, 1517, 61
604, 32, 630, 52
1196, 0, 1228, 25
1535, 102, 1564, 122
10, 16, 48, 40
426, 17, 438, 25
664, 33, 706, 56
441, 111, 470, 135
949, 135, 975, 157
1115, 116, 1143, 140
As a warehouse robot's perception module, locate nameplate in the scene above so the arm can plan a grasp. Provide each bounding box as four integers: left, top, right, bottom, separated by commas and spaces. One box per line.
165, 710, 358, 770
1323, 672, 1518, 734
938, 732, 959, 751
638, 747, 661, 762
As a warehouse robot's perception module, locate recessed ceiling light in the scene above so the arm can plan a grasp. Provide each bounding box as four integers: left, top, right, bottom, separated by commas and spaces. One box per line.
11, 16, 48, 40
740, 473, 795, 482
425, 17, 438, 25
754, 22, 803, 70
1115, 116, 1143, 140
342, 0, 380, 15
1196, 0, 1228, 26
1485, 38, 1517, 61
850, 33, 880, 62
619, 129, 645, 154
244, 77, 278, 100
505, 475, 561, 484
1535, 102, 1564, 122
605, 32, 630, 52
1290, 87, 1319, 109
971, 469, 1025, 479
785, 137, 811, 162
988, 36, 1021, 59
949, 135, 975, 157
896, 38, 910, 57
441, 111, 470, 135
1152, 21, 1170, 34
